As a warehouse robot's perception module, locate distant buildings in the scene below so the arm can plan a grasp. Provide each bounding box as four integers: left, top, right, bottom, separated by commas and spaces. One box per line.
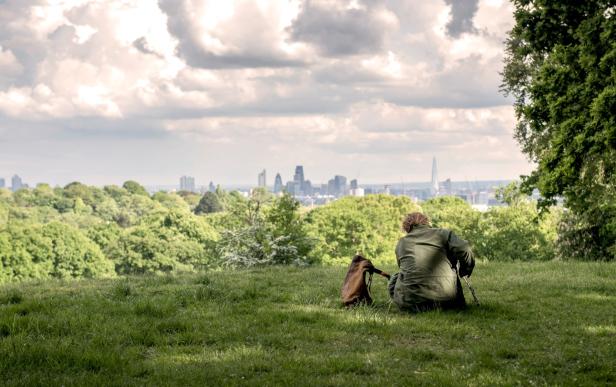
283, 165, 313, 196
179, 176, 196, 192
208, 181, 216, 192
11, 175, 23, 192
258, 169, 266, 188
350, 187, 364, 197
442, 178, 452, 196
273, 173, 283, 193
0, 178, 4, 189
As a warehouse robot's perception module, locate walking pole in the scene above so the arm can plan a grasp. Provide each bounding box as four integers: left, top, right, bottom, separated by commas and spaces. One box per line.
463, 276, 480, 306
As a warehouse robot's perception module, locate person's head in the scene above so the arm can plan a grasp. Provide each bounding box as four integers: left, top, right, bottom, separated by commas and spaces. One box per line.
402, 212, 430, 233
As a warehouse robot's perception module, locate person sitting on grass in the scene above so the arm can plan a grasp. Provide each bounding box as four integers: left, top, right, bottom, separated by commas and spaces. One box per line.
388, 212, 475, 312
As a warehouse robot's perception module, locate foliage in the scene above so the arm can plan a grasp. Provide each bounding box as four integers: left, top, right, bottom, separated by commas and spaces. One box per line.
495, 182, 525, 206
305, 195, 421, 265
176, 191, 201, 209
216, 192, 310, 267
421, 196, 481, 243
194, 191, 224, 214
555, 209, 609, 261
475, 203, 557, 261
109, 210, 219, 275
0, 177, 584, 283
0, 222, 115, 281
152, 191, 190, 211
122, 180, 149, 196
265, 193, 314, 264
502, 0, 616, 260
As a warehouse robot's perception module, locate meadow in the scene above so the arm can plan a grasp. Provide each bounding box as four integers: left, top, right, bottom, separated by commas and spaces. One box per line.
1, 261, 615, 386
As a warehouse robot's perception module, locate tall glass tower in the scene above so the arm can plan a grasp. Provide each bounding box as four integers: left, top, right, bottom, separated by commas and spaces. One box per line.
293, 166, 305, 194
430, 157, 439, 196
258, 169, 267, 188
274, 173, 283, 193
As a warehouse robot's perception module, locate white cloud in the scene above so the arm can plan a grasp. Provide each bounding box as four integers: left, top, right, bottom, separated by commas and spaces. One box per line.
0, 0, 530, 185
0, 45, 22, 77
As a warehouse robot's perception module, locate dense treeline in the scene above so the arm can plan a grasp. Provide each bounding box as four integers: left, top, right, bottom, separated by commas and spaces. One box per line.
0, 181, 573, 282
502, 1, 616, 261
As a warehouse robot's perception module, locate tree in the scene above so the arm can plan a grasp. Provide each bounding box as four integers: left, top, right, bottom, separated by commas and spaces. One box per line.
476, 203, 557, 261
305, 195, 421, 265
176, 191, 201, 209
502, 1, 616, 260
194, 191, 223, 214
122, 181, 149, 196
0, 222, 115, 280
215, 192, 310, 267
265, 193, 313, 264
422, 196, 481, 243
109, 210, 218, 274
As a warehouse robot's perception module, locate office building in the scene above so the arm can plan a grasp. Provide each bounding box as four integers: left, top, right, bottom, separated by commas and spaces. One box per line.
208, 181, 216, 192
258, 169, 266, 188
293, 166, 304, 186
350, 187, 364, 197
350, 179, 358, 190
286, 181, 301, 196
11, 175, 23, 192
180, 176, 196, 192
0, 178, 4, 189
274, 173, 283, 193
292, 165, 305, 195
303, 180, 313, 196
335, 175, 347, 196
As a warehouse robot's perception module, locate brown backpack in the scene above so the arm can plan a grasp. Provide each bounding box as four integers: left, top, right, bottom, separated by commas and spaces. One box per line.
341, 255, 390, 307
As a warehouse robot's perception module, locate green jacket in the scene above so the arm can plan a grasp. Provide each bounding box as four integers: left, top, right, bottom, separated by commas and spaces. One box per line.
391, 225, 475, 308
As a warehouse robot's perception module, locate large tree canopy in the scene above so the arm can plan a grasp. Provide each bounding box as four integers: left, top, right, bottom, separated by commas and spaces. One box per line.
502, 0, 616, 259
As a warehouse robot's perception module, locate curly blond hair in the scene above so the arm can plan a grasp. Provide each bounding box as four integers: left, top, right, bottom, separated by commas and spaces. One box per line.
402, 212, 430, 233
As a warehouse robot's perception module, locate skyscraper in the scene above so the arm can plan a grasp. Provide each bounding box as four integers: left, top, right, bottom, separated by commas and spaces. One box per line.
293, 165, 305, 194
286, 181, 299, 196
303, 180, 313, 196
333, 175, 347, 197
327, 178, 336, 196
0, 178, 5, 189
273, 173, 283, 193
11, 175, 22, 192
350, 179, 358, 190
258, 169, 266, 188
293, 166, 304, 184
180, 176, 195, 192
430, 156, 439, 196
208, 181, 216, 192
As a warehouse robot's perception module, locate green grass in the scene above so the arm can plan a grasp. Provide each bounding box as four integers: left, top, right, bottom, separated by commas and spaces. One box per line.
1, 262, 615, 386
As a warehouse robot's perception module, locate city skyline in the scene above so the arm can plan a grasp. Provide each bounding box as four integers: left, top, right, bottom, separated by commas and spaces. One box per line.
0, 164, 514, 191
0, 1, 532, 186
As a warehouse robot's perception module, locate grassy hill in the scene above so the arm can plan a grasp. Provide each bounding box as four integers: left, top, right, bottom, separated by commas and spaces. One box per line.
1, 262, 615, 386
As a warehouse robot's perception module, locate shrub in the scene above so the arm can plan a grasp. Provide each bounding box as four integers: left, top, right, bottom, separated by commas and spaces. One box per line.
422, 196, 481, 242
475, 203, 557, 261
0, 222, 115, 281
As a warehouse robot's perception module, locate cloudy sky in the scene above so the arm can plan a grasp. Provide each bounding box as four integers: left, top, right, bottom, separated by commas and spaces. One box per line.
0, 0, 531, 187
